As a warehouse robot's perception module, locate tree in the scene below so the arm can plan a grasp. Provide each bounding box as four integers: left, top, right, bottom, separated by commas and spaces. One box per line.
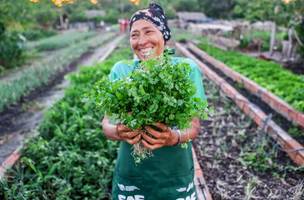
198, 0, 235, 18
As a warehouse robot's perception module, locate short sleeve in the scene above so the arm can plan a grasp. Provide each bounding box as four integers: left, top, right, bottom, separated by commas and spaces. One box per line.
108, 60, 135, 81
108, 62, 120, 81
186, 59, 207, 101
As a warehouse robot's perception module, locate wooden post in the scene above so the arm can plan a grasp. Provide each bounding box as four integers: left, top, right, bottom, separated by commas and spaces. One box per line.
287, 28, 293, 60
270, 22, 276, 56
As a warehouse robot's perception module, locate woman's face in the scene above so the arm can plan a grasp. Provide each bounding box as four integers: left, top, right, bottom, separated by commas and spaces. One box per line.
130, 20, 165, 61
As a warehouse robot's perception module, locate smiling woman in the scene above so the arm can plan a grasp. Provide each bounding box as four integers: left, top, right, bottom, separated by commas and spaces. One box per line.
130, 20, 165, 60
101, 3, 207, 200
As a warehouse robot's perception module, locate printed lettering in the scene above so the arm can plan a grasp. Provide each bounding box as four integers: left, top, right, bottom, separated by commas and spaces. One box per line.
191, 192, 196, 200
118, 183, 140, 192
175, 192, 196, 200
134, 195, 145, 200
118, 195, 144, 200
118, 194, 126, 200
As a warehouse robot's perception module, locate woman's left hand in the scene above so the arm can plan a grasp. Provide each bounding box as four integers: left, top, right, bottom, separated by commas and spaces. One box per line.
142, 122, 178, 150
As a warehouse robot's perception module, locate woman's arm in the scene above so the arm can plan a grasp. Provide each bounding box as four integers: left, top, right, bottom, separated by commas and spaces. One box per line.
101, 116, 122, 141
101, 115, 142, 144
177, 117, 201, 144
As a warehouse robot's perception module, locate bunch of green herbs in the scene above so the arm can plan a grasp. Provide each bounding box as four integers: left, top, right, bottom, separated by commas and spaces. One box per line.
93, 53, 208, 162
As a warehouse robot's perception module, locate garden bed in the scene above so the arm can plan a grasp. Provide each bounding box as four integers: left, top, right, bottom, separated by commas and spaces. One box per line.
194, 77, 304, 199
196, 42, 304, 114
26, 31, 97, 51
0, 32, 115, 112
0, 42, 132, 200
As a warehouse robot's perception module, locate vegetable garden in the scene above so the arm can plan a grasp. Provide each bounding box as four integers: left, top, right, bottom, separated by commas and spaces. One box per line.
0, 0, 304, 200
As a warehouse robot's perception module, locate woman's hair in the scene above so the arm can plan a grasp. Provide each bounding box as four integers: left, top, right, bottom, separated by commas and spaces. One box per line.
129, 3, 171, 42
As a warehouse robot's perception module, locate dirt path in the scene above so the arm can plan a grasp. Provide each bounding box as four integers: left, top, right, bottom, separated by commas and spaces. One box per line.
0, 35, 124, 165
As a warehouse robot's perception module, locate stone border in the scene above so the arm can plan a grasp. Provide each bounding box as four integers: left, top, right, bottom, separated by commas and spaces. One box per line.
187, 42, 304, 129
176, 42, 304, 166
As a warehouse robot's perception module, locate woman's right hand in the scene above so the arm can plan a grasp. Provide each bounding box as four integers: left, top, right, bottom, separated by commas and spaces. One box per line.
117, 124, 142, 145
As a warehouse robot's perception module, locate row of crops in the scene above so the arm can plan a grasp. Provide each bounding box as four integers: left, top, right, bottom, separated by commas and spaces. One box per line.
194, 76, 304, 199
0, 31, 115, 112
26, 31, 98, 51
0, 43, 133, 199
196, 41, 304, 113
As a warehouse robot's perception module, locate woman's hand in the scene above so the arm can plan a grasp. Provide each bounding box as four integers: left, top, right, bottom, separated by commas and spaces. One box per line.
142, 122, 178, 150
117, 124, 142, 145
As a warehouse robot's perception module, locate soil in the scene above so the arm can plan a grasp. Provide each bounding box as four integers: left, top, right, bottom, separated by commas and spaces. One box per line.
194, 78, 304, 200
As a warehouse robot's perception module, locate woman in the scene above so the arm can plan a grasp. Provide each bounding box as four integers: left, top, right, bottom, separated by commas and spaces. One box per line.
102, 3, 206, 200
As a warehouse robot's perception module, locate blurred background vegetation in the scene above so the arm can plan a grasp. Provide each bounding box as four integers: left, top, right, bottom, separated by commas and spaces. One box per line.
0, 0, 303, 71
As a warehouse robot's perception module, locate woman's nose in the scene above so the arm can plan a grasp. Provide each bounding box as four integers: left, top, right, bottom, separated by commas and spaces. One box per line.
137, 34, 148, 46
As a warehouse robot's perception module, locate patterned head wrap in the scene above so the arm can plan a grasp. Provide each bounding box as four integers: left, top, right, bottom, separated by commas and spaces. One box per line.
129, 3, 171, 42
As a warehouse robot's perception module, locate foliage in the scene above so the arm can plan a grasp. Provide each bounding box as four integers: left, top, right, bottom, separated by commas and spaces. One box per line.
22, 28, 57, 41
239, 30, 286, 51
295, 19, 304, 57
26, 31, 97, 51
0, 43, 131, 200
198, 0, 235, 18
173, 0, 201, 12
93, 53, 208, 162
101, 10, 121, 24
0, 32, 114, 112
233, 0, 304, 27
240, 136, 278, 172
198, 41, 304, 112
0, 30, 26, 69
94, 54, 208, 130
240, 133, 304, 174
29, 0, 99, 7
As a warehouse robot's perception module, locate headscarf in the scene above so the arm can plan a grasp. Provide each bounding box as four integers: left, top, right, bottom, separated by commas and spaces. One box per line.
129, 3, 171, 42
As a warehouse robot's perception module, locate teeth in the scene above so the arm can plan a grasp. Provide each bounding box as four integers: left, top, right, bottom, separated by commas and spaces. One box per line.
140, 48, 154, 57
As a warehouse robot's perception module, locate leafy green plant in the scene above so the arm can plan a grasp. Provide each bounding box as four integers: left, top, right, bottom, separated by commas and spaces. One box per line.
26, 31, 97, 51
96, 54, 208, 130
240, 141, 277, 173
198, 41, 304, 112
93, 53, 208, 162
21, 28, 57, 41
0, 30, 25, 69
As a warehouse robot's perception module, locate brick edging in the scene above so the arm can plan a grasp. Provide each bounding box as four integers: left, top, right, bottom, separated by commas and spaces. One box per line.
0, 147, 21, 179
187, 42, 304, 129
192, 148, 213, 200
176, 42, 304, 166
